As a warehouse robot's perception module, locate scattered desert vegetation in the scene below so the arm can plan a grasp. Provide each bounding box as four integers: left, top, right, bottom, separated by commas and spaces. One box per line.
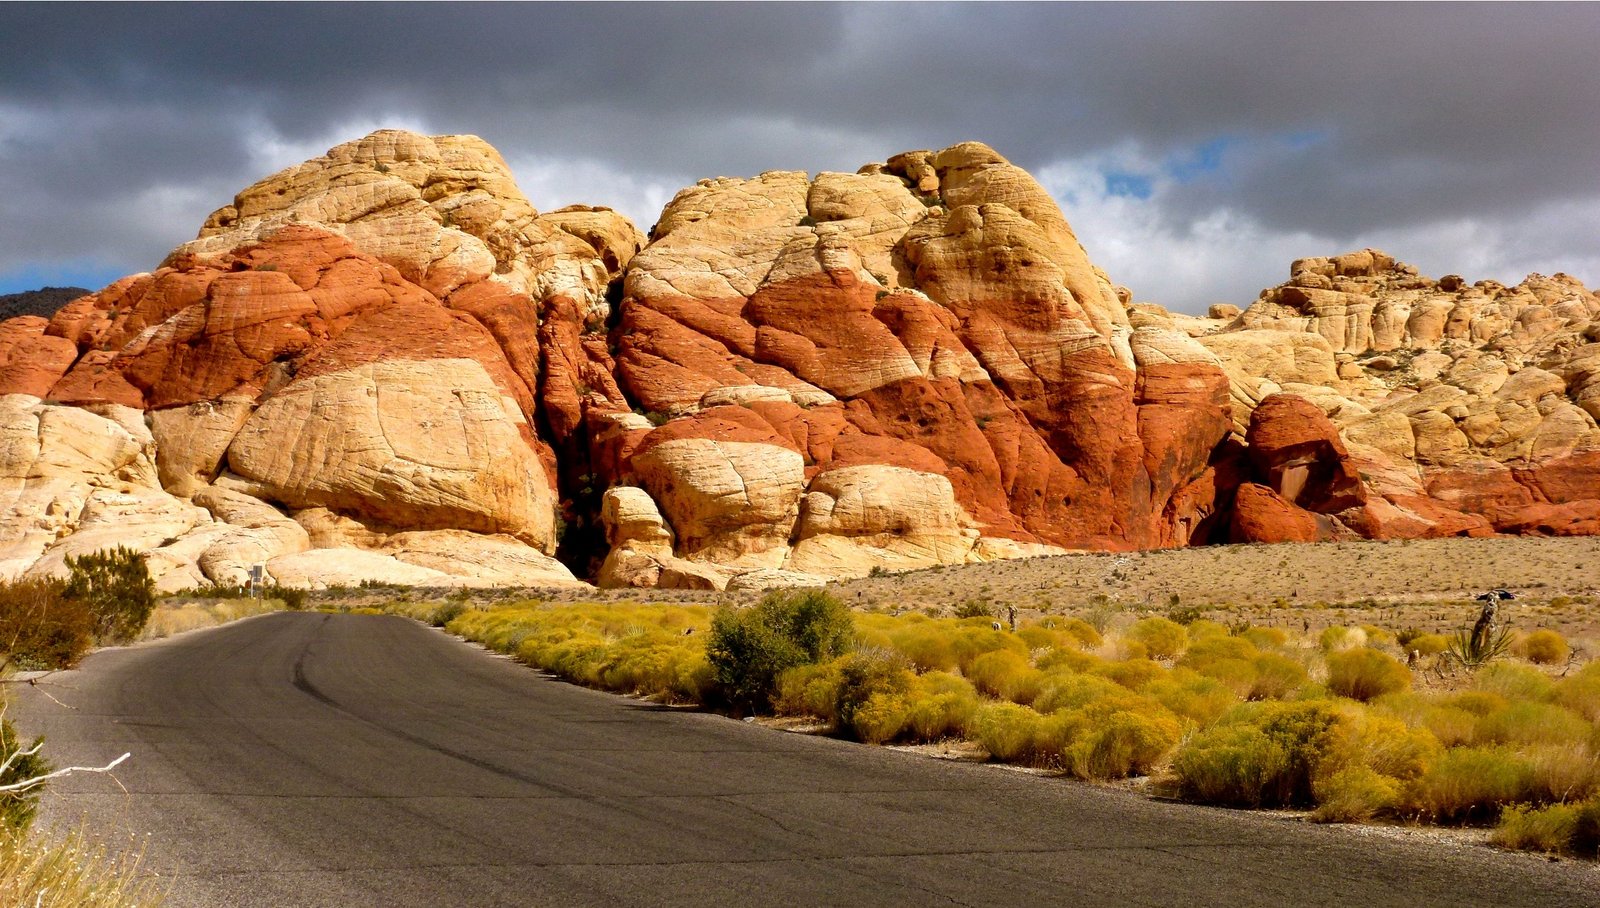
378, 579, 1599, 860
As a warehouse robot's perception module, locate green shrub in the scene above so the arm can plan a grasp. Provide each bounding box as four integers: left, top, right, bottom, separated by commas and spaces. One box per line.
1145, 670, 1239, 726
1556, 662, 1600, 722
972, 702, 1047, 763
1514, 629, 1569, 666
1312, 766, 1403, 822
1474, 662, 1557, 703
1409, 746, 1534, 823
834, 649, 916, 743
1475, 702, 1591, 749
1034, 616, 1102, 650
773, 660, 845, 721
1241, 626, 1289, 650
1097, 658, 1166, 691
1059, 703, 1182, 780
1170, 701, 1347, 808
707, 590, 853, 713
1495, 802, 1581, 853
1326, 648, 1410, 702
966, 650, 1043, 704
1125, 617, 1188, 660
0, 578, 93, 670
1033, 670, 1131, 715
0, 716, 50, 835
1319, 626, 1366, 652
1249, 652, 1309, 700
430, 602, 468, 628
902, 672, 979, 741
63, 547, 156, 644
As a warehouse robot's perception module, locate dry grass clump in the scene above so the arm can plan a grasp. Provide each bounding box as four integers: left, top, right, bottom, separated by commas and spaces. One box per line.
139, 598, 286, 641
1326, 648, 1411, 702
0, 829, 162, 907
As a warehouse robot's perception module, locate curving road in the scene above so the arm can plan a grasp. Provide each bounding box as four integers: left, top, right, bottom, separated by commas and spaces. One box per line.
12, 613, 1597, 907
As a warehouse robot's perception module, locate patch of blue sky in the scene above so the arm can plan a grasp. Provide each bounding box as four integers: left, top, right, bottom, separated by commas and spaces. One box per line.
1103, 170, 1155, 200
0, 260, 128, 295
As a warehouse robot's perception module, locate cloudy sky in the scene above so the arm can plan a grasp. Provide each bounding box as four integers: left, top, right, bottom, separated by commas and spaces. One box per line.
2, 3, 1596, 312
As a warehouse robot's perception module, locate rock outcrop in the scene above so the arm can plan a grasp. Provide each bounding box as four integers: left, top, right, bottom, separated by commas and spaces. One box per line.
1, 132, 1597, 591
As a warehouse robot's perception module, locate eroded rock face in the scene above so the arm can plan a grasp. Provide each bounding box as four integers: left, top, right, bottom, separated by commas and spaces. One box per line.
0, 130, 621, 589
2, 133, 1597, 591
590, 140, 1233, 581
1203, 250, 1600, 540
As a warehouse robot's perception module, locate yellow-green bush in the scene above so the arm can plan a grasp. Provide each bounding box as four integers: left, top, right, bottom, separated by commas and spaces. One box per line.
834, 650, 917, 743
1241, 626, 1289, 650
1125, 616, 1188, 660
972, 702, 1048, 763
1404, 633, 1449, 657
966, 650, 1044, 704
1326, 648, 1410, 702
1249, 652, 1309, 700
1556, 662, 1600, 722
1032, 670, 1134, 715
1097, 658, 1166, 692
903, 672, 980, 742
1055, 701, 1183, 780
1514, 629, 1570, 666
1474, 662, 1556, 703
1145, 670, 1239, 726
1495, 799, 1600, 856
1311, 766, 1403, 823
1475, 701, 1591, 749
1032, 616, 1103, 650
1409, 746, 1534, 823
1171, 701, 1348, 808
773, 660, 845, 721
1319, 625, 1367, 652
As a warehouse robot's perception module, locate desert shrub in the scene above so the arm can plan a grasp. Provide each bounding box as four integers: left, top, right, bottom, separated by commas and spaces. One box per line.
1555, 662, 1600, 722
1474, 662, 1556, 703
1240, 626, 1289, 650
1170, 701, 1347, 808
0, 716, 49, 835
1409, 746, 1534, 823
1033, 616, 1102, 650
902, 672, 979, 741
1125, 617, 1188, 660
1358, 624, 1396, 647
1057, 701, 1183, 780
1375, 693, 1480, 749
1406, 633, 1449, 657
1097, 658, 1166, 691
63, 547, 156, 644
834, 649, 916, 743
1444, 689, 1510, 717
707, 590, 853, 713
1514, 629, 1570, 666
1326, 648, 1410, 702
966, 650, 1043, 704
953, 600, 993, 619
1475, 701, 1591, 749
946, 625, 1028, 673
773, 660, 845, 721
1319, 625, 1367, 652
1248, 652, 1309, 700
1495, 802, 1582, 854
0, 578, 93, 670
1524, 743, 1600, 804
430, 602, 468, 628
0, 827, 162, 908
1145, 670, 1239, 726
1033, 670, 1132, 715
1311, 766, 1403, 823
971, 702, 1048, 763
1034, 647, 1106, 674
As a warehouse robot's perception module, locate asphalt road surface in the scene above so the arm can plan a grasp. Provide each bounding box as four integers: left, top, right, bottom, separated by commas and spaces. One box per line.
12, 612, 1598, 907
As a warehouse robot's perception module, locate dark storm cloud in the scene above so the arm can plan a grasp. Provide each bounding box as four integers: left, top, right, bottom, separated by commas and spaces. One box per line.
1, 2, 1596, 306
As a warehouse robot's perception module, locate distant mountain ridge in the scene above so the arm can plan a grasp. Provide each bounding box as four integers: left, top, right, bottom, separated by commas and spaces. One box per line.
0, 286, 89, 321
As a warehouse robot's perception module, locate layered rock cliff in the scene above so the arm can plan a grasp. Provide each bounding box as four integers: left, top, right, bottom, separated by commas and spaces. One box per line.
1, 131, 1596, 591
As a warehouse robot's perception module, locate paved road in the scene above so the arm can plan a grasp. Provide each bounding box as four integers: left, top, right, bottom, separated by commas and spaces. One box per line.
12, 613, 1597, 907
